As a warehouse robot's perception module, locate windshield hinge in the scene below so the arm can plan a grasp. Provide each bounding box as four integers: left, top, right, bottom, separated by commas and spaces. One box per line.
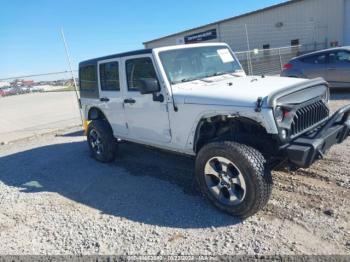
255, 97, 263, 112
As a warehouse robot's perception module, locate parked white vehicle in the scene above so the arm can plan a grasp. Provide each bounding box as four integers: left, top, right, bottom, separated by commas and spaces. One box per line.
79, 43, 350, 218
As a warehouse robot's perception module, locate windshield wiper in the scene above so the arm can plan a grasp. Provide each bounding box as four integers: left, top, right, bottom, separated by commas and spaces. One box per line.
173, 77, 205, 84
173, 71, 241, 84
205, 72, 228, 78
181, 77, 196, 83
211, 71, 244, 78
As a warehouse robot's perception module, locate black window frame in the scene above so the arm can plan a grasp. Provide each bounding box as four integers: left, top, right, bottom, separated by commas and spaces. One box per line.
99, 61, 120, 91
125, 57, 159, 92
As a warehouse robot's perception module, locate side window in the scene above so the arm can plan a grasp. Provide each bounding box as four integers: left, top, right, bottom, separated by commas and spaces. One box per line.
291, 39, 300, 46
263, 44, 270, 50
126, 57, 157, 91
80, 65, 97, 90
99, 62, 120, 91
301, 54, 326, 65
329, 51, 350, 64
263, 44, 270, 55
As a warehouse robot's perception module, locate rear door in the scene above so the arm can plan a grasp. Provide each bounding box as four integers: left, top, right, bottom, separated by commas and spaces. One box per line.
326, 50, 350, 88
299, 53, 327, 79
98, 58, 128, 135
121, 54, 171, 143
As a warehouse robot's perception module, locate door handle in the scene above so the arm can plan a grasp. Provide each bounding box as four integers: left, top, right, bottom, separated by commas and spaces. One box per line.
124, 98, 136, 104
100, 97, 110, 102
327, 68, 336, 70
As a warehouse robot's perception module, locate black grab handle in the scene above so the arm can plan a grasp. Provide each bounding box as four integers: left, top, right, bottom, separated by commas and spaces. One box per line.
124, 98, 136, 104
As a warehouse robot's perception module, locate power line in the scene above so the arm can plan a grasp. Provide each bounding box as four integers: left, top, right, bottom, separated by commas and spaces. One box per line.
0, 70, 78, 81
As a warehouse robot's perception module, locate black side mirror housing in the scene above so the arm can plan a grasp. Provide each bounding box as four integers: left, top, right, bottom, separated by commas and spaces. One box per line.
139, 78, 160, 94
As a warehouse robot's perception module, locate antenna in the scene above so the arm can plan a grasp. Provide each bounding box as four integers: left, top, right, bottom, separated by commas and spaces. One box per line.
60, 28, 84, 125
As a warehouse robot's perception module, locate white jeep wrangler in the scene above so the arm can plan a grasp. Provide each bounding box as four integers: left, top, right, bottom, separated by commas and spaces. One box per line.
79, 43, 350, 218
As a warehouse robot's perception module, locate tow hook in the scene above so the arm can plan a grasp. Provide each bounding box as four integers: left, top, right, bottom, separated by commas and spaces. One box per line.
255, 97, 263, 112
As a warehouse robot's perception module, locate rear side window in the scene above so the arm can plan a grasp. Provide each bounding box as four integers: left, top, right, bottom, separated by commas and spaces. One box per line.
126, 57, 157, 91
301, 54, 326, 64
80, 65, 97, 90
99, 62, 120, 91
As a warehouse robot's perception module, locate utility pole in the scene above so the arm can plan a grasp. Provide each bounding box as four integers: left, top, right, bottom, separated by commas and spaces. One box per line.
60, 28, 83, 125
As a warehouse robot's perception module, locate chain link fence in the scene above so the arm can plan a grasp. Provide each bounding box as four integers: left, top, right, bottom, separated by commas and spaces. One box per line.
235, 43, 327, 76
219, 22, 329, 76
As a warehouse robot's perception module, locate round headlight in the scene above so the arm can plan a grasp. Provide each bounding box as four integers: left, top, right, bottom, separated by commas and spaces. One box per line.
322, 89, 330, 103
275, 106, 284, 122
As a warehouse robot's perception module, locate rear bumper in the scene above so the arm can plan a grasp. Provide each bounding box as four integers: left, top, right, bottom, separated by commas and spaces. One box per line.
285, 104, 350, 168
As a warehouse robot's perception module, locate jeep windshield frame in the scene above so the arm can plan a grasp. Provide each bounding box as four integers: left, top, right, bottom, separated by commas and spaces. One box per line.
158, 46, 243, 85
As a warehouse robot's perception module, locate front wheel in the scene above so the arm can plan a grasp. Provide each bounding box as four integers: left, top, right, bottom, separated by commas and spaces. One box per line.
195, 141, 272, 219
87, 120, 117, 163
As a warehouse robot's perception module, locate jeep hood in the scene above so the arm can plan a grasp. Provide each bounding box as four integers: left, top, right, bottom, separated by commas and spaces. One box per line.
172, 76, 325, 108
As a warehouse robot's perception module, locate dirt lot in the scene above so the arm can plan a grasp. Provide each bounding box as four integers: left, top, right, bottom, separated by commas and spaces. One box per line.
0, 92, 349, 256
0, 92, 81, 143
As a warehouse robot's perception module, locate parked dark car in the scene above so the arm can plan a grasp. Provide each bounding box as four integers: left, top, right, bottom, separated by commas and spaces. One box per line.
281, 47, 350, 88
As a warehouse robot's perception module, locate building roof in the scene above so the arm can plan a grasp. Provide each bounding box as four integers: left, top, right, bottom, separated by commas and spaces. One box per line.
143, 0, 303, 45
79, 49, 153, 67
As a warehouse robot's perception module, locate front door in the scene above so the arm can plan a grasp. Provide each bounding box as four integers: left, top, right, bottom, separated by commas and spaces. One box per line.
98, 58, 128, 135
326, 50, 350, 88
121, 55, 171, 143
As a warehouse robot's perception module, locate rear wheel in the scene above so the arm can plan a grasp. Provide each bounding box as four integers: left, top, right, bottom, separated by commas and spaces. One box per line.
87, 120, 117, 163
195, 141, 272, 218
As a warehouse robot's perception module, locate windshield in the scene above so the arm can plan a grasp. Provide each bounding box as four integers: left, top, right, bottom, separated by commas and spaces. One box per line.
159, 46, 243, 85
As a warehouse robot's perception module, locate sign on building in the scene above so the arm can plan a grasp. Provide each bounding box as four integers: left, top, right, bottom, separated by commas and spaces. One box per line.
184, 29, 217, 44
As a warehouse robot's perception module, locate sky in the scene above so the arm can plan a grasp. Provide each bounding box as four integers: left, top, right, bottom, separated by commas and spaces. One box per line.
0, 0, 285, 80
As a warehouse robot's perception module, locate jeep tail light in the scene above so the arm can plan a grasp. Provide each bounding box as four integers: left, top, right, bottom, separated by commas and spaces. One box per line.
283, 63, 293, 70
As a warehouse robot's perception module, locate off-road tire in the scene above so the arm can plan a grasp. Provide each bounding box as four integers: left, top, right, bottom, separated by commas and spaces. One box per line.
87, 120, 117, 163
195, 141, 272, 219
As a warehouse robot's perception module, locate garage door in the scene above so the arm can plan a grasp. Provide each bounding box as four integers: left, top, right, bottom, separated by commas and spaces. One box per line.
345, 0, 350, 45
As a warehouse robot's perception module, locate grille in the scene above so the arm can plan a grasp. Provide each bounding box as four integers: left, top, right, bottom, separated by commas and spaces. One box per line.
290, 100, 329, 136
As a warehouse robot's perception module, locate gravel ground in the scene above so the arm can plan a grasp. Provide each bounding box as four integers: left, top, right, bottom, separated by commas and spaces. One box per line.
0, 92, 349, 256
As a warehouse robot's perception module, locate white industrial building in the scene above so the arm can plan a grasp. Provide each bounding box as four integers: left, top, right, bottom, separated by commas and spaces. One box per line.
144, 0, 350, 52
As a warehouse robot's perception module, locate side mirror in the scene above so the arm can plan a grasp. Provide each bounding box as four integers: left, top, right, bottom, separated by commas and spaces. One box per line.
139, 78, 160, 94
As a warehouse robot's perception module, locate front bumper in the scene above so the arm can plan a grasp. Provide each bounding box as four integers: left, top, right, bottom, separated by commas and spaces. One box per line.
285, 104, 350, 168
